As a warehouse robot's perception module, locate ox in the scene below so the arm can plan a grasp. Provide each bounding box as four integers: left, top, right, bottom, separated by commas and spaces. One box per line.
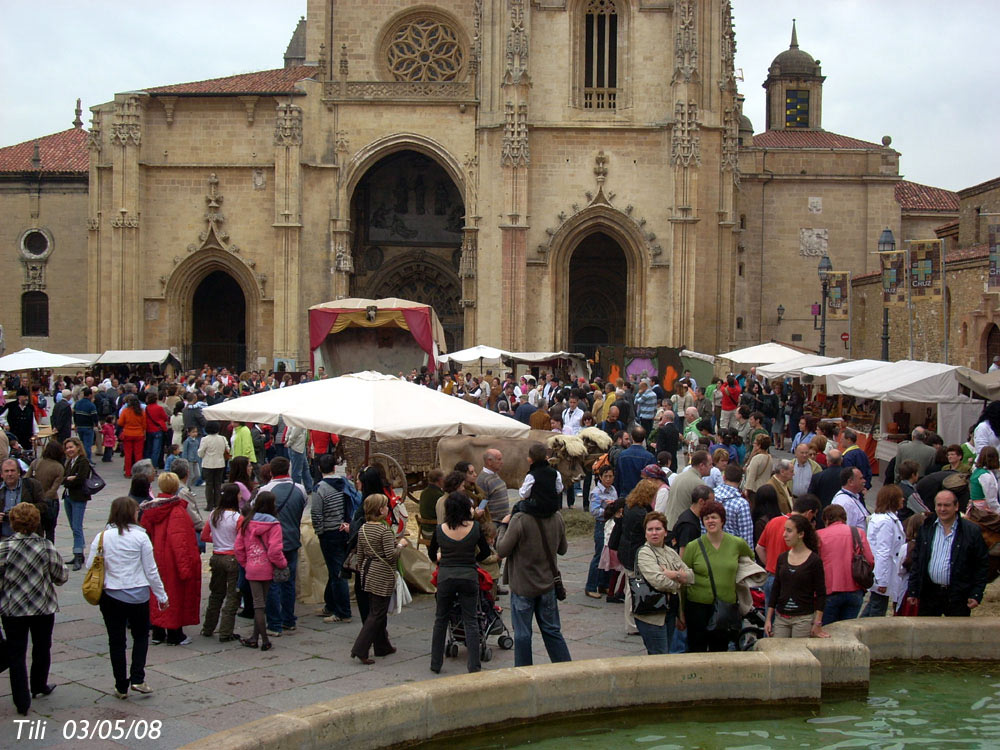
436, 430, 589, 492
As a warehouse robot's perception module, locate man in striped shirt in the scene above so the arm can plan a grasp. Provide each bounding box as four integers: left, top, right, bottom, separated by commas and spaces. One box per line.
713, 463, 753, 547
907, 490, 989, 617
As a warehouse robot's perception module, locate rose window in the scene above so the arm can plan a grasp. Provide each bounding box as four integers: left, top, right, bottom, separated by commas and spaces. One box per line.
386, 18, 464, 82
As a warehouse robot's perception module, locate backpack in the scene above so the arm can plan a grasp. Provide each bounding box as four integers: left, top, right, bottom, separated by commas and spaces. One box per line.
592, 452, 611, 475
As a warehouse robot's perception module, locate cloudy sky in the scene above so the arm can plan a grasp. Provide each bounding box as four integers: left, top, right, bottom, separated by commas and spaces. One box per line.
2, 1, 995, 192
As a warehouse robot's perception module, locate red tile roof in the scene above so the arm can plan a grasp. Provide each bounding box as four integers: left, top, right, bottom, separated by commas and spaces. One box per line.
894, 180, 960, 213
947, 243, 988, 263
751, 130, 884, 150
146, 66, 314, 95
935, 219, 959, 234
0, 128, 89, 174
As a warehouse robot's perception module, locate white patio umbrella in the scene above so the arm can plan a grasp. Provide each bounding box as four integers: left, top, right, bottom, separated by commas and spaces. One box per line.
0, 347, 88, 372
717, 343, 804, 366
202, 370, 530, 441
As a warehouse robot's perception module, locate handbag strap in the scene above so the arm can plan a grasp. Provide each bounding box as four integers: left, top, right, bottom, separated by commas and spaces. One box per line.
96, 530, 105, 557
360, 524, 394, 569
697, 537, 720, 601
849, 525, 862, 555
530, 514, 560, 580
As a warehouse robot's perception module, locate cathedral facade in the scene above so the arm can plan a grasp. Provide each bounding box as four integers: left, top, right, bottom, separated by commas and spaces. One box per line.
78, 0, 742, 370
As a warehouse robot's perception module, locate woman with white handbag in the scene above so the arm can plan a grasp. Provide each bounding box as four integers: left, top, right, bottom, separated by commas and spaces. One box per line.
350, 493, 408, 665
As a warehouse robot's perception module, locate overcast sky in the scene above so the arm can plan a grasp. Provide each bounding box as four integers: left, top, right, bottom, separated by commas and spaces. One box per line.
2, 1, 995, 192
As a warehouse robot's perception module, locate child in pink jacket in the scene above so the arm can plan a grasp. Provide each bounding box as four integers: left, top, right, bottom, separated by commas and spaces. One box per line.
234, 491, 287, 651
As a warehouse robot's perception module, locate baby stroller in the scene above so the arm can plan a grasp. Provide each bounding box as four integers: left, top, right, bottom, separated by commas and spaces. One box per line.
737, 587, 767, 651
444, 568, 514, 662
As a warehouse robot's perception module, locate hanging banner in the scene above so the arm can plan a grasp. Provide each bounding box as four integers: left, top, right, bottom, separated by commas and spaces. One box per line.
826, 271, 849, 319
881, 250, 906, 306
909, 240, 943, 301
990, 225, 1000, 288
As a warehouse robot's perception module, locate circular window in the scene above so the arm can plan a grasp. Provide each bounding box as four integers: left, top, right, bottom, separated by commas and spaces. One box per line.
23, 230, 49, 256
383, 14, 465, 82
19, 228, 53, 260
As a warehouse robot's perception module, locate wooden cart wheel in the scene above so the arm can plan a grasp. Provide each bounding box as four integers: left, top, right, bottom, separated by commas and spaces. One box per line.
371, 452, 409, 502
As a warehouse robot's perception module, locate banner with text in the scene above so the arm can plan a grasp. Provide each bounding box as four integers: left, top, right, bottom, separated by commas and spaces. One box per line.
881, 250, 907, 306
909, 240, 943, 301
826, 271, 850, 319
990, 225, 1000, 288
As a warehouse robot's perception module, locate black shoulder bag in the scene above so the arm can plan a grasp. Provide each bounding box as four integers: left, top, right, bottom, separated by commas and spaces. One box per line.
531, 515, 567, 600
697, 538, 741, 633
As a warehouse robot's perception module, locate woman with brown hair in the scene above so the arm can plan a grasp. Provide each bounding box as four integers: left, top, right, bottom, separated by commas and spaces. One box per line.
350, 493, 408, 664
744, 434, 773, 493
765, 514, 827, 639
88, 496, 168, 699
861, 484, 908, 618
0, 502, 68, 714
28, 440, 64, 542
117, 394, 147, 478
809, 435, 828, 467
615, 479, 660, 607
62, 436, 93, 570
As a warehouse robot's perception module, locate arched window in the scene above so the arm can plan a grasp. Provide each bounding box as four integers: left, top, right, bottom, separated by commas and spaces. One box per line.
583, 0, 618, 109
22, 291, 48, 337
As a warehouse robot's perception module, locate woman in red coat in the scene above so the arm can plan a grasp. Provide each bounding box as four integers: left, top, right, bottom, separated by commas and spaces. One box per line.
139, 472, 201, 645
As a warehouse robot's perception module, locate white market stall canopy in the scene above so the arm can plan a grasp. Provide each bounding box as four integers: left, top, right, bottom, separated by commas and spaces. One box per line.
956, 367, 1000, 401
202, 370, 531, 441
438, 346, 510, 366
800, 359, 888, 395
837, 361, 963, 403
95, 350, 181, 367
680, 349, 716, 365
837, 360, 982, 444
0, 348, 89, 371
717, 343, 805, 366
757, 354, 844, 380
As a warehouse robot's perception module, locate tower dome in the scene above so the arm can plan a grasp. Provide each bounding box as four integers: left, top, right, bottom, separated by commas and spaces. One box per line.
769, 21, 822, 78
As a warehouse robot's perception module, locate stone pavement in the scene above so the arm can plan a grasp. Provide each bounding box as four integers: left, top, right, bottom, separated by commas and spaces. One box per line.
0, 454, 650, 749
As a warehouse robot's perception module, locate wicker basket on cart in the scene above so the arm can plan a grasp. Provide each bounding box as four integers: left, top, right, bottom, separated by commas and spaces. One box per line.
341, 435, 441, 500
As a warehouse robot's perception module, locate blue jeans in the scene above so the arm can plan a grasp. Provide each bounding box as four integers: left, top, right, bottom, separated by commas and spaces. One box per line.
288, 449, 313, 493
861, 591, 890, 618
318, 530, 351, 619
510, 590, 572, 667
635, 616, 674, 655
669, 626, 688, 654
63, 498, 86, 554
822, 590, 864, 625
77, 427, 95, 461
266, 551, 298, 631
764, 573, 775, 605
585, 519, 609, 593
145, 430, 164, 469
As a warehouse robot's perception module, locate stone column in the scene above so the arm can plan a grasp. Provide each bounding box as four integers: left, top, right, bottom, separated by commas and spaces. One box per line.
273, 102, 304, 366
86, 112, 103, 352
459, 226, 479, 345
499, 0, 530, 350
109, 94, 143, 348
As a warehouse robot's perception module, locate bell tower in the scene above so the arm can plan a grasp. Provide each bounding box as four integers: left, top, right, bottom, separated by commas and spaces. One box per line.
763, 20, 826, 130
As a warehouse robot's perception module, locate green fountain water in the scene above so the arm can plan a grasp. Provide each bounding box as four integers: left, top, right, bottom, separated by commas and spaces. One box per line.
419, 662, 1000, 750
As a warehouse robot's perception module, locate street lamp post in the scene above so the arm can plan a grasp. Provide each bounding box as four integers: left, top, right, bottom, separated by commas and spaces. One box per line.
817, 254, 832, 356
878, 228, 895, 361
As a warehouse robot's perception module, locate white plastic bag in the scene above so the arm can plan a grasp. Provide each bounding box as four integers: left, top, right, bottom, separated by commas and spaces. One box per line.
389, 570, 412, 615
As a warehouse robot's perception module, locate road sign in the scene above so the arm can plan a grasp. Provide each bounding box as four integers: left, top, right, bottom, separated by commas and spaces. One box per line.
841, 332, 850, 342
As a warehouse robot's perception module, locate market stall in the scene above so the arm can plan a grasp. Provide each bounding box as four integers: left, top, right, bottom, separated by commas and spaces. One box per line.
718, 342, 805, 367
757, 354, 844, 380
308, 298, 447, 376
838, 361, 983, 446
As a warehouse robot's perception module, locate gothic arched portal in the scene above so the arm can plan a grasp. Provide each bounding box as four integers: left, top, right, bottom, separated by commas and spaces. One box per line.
568, 231, 627, 359
191, 270, 247, 371
350, 149, 464, 350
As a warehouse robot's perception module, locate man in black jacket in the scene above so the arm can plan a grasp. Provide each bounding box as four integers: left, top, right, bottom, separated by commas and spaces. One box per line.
0, 459, 44, 539
809, 449, 844, 509
907, 490, 989, 617
49, 390, 74, 443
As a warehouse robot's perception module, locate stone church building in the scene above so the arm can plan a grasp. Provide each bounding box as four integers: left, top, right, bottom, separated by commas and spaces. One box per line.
0, 2, 965, 371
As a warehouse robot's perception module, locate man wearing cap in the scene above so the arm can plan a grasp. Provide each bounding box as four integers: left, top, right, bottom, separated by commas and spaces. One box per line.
1, 389, 36, 456
50, 389, 74, 444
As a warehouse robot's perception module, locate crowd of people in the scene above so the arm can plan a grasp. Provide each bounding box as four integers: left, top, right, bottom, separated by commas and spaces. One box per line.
0, 363, 997, 716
